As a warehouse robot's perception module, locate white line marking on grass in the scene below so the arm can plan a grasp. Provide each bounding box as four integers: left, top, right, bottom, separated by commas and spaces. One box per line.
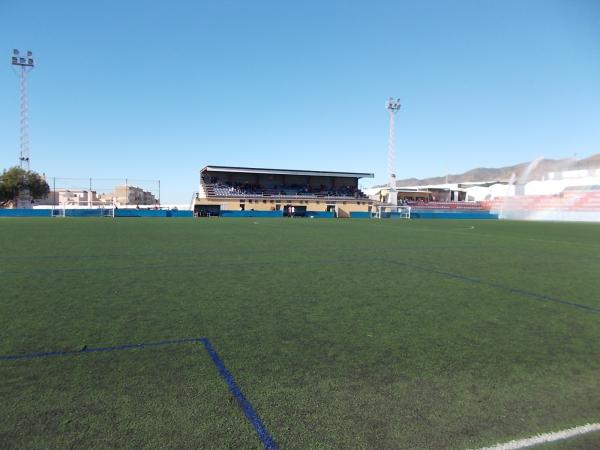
474, 423, 600, 450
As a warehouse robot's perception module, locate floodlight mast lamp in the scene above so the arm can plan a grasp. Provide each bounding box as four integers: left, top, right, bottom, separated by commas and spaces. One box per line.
10, 49, 35, 172
386, 97, 401, 206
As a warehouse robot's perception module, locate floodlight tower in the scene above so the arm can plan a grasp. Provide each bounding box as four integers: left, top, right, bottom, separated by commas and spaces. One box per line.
10, 49, 35, 171
385, 97, 401, 206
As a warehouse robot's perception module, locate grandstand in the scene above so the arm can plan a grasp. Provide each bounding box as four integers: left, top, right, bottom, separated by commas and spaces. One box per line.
362, 162, 600, 221
405, 200, 486, 210
491, 186, 600, 221
195, 166, 374, 217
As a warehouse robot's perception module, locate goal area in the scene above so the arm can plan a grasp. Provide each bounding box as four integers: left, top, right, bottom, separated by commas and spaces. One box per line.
375, 205, 411, 219
51, 202, 115, 218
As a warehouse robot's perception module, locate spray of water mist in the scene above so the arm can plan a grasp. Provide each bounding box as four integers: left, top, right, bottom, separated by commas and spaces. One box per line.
497, 154, 600, 221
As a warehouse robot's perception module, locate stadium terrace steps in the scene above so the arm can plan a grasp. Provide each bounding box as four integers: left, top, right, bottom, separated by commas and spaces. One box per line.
201, 181, 368, 200
570, 192, 600, 211
406, 201, 487, 210
490, 191, 600, 213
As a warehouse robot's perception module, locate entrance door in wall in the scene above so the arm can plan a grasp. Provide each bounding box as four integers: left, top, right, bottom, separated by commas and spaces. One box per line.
194, 204, 221, 217
284, 205, 307, 217
293, 205, 307, 217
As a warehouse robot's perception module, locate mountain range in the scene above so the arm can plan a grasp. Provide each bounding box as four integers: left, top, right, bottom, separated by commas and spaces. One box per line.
391, 154, 600, 187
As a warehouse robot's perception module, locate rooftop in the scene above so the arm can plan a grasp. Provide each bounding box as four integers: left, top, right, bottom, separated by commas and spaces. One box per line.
201, 165, 374, 179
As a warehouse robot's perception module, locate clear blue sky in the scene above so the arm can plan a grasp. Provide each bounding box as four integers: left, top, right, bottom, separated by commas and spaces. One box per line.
1, 0, 599, 202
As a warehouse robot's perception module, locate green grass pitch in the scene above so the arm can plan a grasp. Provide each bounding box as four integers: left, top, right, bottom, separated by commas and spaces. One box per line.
1, 218, 599, 449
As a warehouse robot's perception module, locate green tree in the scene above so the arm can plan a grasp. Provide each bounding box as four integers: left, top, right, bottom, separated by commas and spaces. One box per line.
0, 167, 50, 206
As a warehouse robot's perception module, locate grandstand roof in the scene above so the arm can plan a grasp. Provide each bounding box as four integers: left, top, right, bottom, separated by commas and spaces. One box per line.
201, 166, 374, 179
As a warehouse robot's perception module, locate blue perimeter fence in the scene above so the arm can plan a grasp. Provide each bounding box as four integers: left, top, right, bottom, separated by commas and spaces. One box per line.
0, 208, 498, 219
0, 209, 193, 218
220, 210, 336, 218
410, 210, 498, 219
0, 337, 279, 450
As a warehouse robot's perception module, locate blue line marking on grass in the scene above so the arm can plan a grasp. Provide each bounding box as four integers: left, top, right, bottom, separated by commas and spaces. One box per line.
0, 337, 203, 361
200, 338, 279, 450
384, 258, 600, 313
1, 336, 279, 449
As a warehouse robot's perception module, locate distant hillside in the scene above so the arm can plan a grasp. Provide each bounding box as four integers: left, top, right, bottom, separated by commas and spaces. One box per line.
390, 154, 600, 187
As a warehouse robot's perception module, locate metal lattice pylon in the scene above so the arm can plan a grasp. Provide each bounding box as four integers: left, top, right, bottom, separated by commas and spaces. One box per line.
11, 49, 35, 171
386, 97, 401, 206
19, 68, 31, 171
